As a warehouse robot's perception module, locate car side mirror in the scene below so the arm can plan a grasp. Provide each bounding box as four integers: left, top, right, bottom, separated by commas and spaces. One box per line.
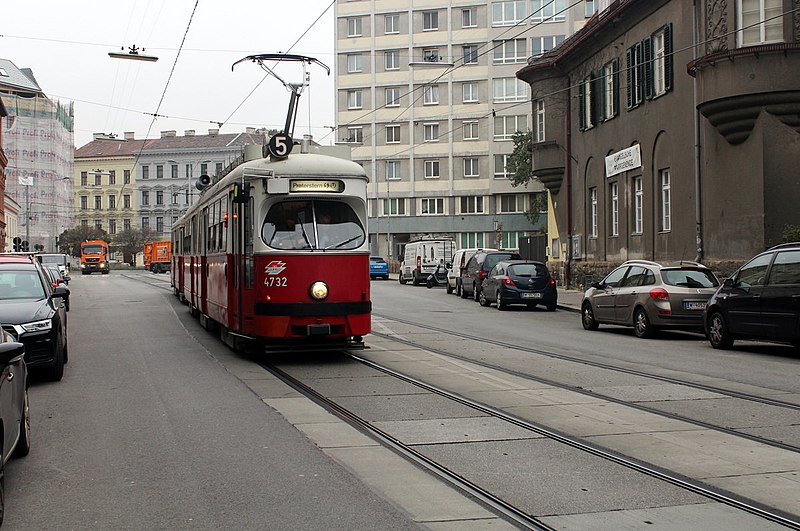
591, 282, 603, 290
723, 277, 735, 288
0, 340, 25, 367
445, 262, 452, 269
52, 286, 69, 298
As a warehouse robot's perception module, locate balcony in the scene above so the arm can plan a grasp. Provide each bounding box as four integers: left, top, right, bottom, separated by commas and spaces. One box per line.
530, 140, 565, 195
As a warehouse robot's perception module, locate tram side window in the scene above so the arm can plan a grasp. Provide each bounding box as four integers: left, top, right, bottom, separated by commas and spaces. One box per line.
262, 199, 365, 251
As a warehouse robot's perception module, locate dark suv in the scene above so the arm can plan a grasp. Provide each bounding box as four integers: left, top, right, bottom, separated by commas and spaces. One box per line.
460, 250, 522, 301
704, 242, 800, 349
0, 254, 69, 381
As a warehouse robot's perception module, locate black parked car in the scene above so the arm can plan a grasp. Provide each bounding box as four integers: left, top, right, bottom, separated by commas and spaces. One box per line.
479, 260, 558, 311
459, 250, 523, 301
704, 242, 800, 349
42, 263, 70, 311
0, 254, 69, 381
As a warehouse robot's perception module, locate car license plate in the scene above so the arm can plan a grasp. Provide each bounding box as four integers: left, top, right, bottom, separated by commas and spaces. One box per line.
683, 301, 706, 311
522, 292, 543, 299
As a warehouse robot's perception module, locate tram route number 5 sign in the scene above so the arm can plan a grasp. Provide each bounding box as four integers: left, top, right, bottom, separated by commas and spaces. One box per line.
268, 133, 293, 159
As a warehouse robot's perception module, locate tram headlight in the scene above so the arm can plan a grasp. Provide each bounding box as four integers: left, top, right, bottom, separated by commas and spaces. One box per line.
310, 281, 329, 301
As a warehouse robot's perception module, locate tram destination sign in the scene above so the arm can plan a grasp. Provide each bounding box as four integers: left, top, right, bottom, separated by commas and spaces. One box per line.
290, 180, 345, 193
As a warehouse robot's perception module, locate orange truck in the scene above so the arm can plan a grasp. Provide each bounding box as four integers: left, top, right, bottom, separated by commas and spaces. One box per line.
80, 239, 110, 275
143, 240, 172, 273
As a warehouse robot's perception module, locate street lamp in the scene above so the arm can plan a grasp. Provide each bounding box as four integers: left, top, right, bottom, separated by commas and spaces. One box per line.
168, 159, 211, 208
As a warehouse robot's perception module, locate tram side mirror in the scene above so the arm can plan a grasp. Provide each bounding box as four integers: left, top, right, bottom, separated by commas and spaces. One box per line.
196, 174, 212, 191
232, 182, 251, 203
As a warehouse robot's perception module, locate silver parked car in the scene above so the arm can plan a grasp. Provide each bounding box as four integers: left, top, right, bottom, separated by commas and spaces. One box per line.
581, 260, 720, 338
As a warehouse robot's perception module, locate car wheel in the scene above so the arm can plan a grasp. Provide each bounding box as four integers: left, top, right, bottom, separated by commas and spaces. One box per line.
545, 302, 557, 312
398, 274, 407, 285
479, 289, 490, 306
582, 302, 599, 331
446, 281, 454, 294
634, 308, 657, 339
473, 284, 481, 302
458, 281, 468, 299
12, 387, 30, 459
496, 291, 506, 311
44, 334, 65, 382
708, 311, 734, 349
412, 271, 420, 286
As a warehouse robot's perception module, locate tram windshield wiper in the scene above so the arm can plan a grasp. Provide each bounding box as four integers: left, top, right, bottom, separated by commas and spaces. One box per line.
324, 235, 362, 250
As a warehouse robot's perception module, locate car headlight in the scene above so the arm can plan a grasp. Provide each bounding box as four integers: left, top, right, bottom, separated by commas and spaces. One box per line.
310, 281, 329, 301
21, 319, 53, 333
80, 264, 85, 269
100, 263, 107, 268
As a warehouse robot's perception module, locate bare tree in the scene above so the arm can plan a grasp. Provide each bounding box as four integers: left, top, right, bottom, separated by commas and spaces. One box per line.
113, 228, 159, 266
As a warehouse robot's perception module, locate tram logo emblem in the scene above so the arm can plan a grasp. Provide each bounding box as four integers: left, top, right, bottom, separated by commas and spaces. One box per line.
265, 260, 287, 275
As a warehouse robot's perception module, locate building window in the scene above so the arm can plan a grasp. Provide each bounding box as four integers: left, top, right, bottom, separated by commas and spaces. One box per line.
494, 154, 513, 179
463, 120, 479, 140
124, 170, 130, 184
346, 127, 363, 143
492, 0, 525, 26
423, 123, 439, 142
347, 54, 362, 73
385, 14, 399, 34
423, 48, 440, 63
123, 218, 131, 231
80, 196, 88, 210
171, 191, 178, 205
185, 164, 193, 179
347, 17, 362, 37
421, 198, 445, 215
386, 160, 401, 180
626, 42, 644, 109
424, 160, 440, 178
501, 231, 523, 249
531, 0, 567, 22
464, 158, 479, 178
141, 217, 150, 229
493, 39, 527, 64
660, 168, 671, 232
494, 115, 525, 140
347, 90, 363, 110
215, 163, 222, 175
156, 216, 164, 233
651, 25, 673, 97
462, 7, 477, 28
142, 191, 150, 206
385, 88, 400, 107
124, 194, 131, 209
170, 165, 178, 179
109, 219, 117, 235
80, 172, 88, 186
423, 10, 438, 31
460, 196, 484, 214
461, 83, 478, 104
633, 176, 643, 234
610, 182, 619, 237
385, 50, 400, 70
423, 85, 440, 105
141, 165, 149, 179
109, 195, 116, 210
579, 74, 595, 130
589, 187, 598, 238
585, 0, 598, 17
535, 100, 545, 142
156, 191, 164, 206
94, 172, 102, 186
94, 196, 102, 210
383, 197, 406, 216
461, 232, 486, 248
156, 165, 164, 179
493, 77, 527, 102
738, 0, 783, 46
95, 220, 102, 230
80, 219, 88, 228
386, 125, 400, 143
463, 45, 478, 64
531, 35, 565, 57
109, 170, 116, 185
602, 59, 619, 120
498, 194, 524, 213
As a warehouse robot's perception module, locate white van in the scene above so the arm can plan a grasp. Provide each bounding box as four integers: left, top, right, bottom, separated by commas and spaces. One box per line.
446, 248, 497, 295
399, 239, 456, 285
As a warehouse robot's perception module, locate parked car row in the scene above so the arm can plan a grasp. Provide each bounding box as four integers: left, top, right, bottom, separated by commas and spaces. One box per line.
580, 243, 800, 350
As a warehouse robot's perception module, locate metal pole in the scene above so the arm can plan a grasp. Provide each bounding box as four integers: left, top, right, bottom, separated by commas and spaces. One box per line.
386, 177, 391, 259
25, 184, 30, 246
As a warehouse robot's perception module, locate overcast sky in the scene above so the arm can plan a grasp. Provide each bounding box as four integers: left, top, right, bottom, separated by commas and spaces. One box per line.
2, 0, 337, 149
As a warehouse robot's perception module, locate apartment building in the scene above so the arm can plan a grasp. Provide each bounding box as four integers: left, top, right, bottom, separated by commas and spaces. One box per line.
517, 0, 800, 286
334, 0, 597, 260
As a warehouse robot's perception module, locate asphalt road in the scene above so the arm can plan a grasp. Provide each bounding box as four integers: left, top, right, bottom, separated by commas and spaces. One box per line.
4, 272, 420, 530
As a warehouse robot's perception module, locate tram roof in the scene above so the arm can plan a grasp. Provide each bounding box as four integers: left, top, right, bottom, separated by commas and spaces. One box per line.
220, 152, 368, 186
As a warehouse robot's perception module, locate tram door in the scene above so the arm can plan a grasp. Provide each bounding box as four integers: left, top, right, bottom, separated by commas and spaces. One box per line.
231, 188, 255, 335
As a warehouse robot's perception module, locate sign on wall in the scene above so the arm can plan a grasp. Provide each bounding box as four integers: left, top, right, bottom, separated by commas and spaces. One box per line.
605, 144, 641, 178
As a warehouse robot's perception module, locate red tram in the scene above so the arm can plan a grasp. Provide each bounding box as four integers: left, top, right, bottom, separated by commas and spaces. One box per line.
171, 147, 371, 351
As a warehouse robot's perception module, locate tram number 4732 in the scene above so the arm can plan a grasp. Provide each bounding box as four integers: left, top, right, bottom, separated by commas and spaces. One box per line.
264, 276, 288, 287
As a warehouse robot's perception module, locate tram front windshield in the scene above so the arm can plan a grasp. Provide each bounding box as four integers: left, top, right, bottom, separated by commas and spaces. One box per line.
262, 200, 366, 251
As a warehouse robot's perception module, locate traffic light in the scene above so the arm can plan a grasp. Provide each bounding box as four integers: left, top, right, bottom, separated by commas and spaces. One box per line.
12, 237, 21, 252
